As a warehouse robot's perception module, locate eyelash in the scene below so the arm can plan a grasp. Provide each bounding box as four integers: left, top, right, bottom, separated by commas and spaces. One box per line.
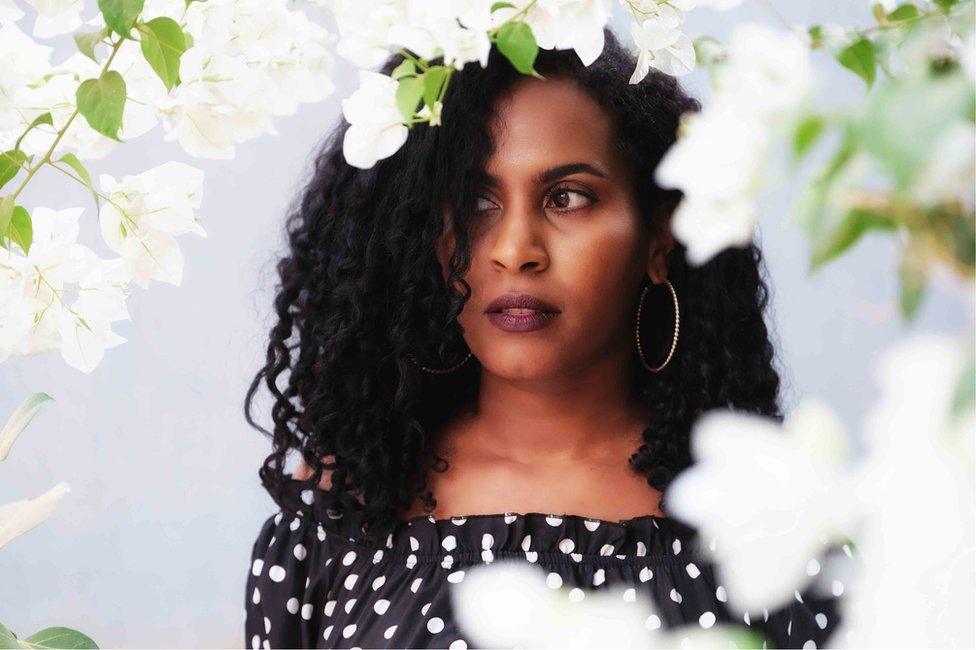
475, 185, 597, 214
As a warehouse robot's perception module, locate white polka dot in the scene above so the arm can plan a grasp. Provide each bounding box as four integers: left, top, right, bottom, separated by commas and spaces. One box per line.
286, 598, 299, 614
384, 625, 398, 639
274, 513, 282, 525
301, 603, 314, 620
449, 640, 467, 649
409, 536, 420, 551
268, 565, 286, 582
807, 558, 821, 575
803, 641, 817, 649
263, 616, 271, 633
569, 588, 585, 602
300, 489, 314, 505
570, 552, 582, 562
558, 538, 575, 553
406, 554, 418, 569
251, 559, 264, 576
344, 598, 356, 613
342, 623, 357, 638
815, 613, 828, 629
324, 600, 336, 616
448, 570, 466, 583
262, 640, 269, 650
832, 579, 845, 596
521, 535, 532, 551
317, 525, 326, 541
450, 516, 467, 525
546, 516, 563, 526
599, 543, 615, 556
636, 541, 647, 557
251, 634, 259, 649
374, 599, 390, 615
344, 573, 359, 589
252, 587, 261, 604
623, 588, 636, 602
524, 551, 538, 562
411, 577, 424, 593
342, 550, 357, 565
639, 566, 653, 582
584, 519, 600, 531
546, 572, 563, 589
442, 555, 454, 569
645, 614, 661, 630
744, 611, 751, 626
421, 601, 432, 615
372, 576, 386, 590
482, 533, 494, 549
373, 549, 384, 563
323, 625, 333, 639
428, 617, 445, 634
699, 611, 716, 629
442, 535, 457, 551
482, 549, 494, 563
593, 568, 605, 586
672, 538, 682, 554
670, 588, 683, 603
294, 544, 307, 561
504, 513, 517, 524
685, 562, 700, 578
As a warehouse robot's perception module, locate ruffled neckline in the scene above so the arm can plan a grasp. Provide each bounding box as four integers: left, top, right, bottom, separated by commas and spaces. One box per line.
275, 477, 703, 562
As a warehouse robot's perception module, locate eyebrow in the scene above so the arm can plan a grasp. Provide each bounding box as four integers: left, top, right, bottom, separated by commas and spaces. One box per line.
475, 162, 609, 187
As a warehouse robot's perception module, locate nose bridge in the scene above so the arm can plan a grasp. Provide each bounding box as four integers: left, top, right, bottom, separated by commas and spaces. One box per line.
490, 191, 547, 272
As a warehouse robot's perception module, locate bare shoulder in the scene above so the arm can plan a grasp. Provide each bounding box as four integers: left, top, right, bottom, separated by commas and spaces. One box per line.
291, 455, 335, 490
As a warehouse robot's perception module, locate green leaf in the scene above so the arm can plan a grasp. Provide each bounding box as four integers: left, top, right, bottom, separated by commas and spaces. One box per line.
56, 153, 101, 212
6, 205, 31, 255
24, 627, 98, 649
837, 36, 876, 88
74, 30, 105, 62
887, 4, 920, 21
0, 195, 14, 249
0, 150, 29, 191
14, 112, 53, 152
808, 25, 824, 49
98, 0, 145, 38
793, 114, 826, 159
898, 236, 927, 319
76, 70, 127, 141
950, 354, 975, 418
490, 1, 517, 10
0, 392, 54, 461
810, 207, 899, 269
933, 0, 959, 8
494, 21, 541, 77
0, 621, 21, 649
137, 16, 186, 90
422, 66, 449, 107
395, 76, 424, 122
391, 58, 416, 80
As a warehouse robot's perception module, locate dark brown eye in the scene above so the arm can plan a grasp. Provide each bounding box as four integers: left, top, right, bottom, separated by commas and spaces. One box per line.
545, 187, 594, 211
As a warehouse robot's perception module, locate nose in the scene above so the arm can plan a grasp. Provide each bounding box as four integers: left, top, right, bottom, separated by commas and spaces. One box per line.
488, 199, 550, 274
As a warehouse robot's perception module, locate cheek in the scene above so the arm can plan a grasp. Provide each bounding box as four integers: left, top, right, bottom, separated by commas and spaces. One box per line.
563, 222, 645, 311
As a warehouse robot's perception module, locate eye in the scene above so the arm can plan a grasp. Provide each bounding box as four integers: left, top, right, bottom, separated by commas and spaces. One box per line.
474, 195, 499, 213
545, 185, 596, 212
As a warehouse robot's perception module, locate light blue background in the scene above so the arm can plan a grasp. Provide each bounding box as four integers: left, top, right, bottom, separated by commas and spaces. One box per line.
1, 2, 970, 647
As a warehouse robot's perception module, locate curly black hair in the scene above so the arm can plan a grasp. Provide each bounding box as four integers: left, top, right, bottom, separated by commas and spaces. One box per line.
244, 26, 784, 546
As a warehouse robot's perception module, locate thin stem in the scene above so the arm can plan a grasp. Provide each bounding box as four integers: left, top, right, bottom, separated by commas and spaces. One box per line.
487, 0, 539, 37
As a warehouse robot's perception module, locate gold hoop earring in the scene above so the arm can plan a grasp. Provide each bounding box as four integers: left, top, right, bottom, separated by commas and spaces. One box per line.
635, 279, 680, 372
407, 349, 472, 374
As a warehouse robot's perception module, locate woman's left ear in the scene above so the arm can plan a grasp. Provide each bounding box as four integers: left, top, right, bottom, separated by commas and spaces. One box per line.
645, 202, 677, 284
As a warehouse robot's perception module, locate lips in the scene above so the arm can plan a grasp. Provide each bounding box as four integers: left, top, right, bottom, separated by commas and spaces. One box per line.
484, 292, 560, 315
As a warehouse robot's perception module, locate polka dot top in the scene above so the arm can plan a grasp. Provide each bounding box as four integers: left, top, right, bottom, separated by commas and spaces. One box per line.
244, 478, 851, 649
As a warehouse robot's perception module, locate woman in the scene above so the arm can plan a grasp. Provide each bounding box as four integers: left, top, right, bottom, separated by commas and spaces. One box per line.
243, 27, 846, 649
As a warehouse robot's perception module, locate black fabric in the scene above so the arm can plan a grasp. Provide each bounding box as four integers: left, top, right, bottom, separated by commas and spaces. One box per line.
244, 478, 849, 649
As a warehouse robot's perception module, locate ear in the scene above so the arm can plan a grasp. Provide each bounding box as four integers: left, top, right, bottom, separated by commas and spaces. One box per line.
645, 198, 678, 284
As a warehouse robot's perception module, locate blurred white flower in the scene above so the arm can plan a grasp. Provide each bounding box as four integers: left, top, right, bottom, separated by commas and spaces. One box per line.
655, 23, 813, 265
98, 161, 206, 288
0, 481, 71, 550
24, 0, 84, 38
840, 334, 976, 648
909, 119, 975, 210
666, 398, 857, 613
0, 23, 54, 150
670, 0, 744, 9
450, 559, 657, 648
0, 0, 25, 24
56, 255, 129, 372
341, 70, 409, 169
330, 0, 407, 68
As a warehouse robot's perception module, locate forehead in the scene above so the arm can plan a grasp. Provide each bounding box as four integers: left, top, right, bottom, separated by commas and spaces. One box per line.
485, 76, 624, 180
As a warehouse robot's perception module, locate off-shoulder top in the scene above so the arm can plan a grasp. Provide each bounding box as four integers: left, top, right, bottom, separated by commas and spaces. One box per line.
244, 478, 851, 649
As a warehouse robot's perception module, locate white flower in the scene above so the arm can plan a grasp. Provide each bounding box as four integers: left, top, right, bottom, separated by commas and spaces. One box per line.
0, 23, 53, 149
451, 559, 657, 648
330, 0, 408, 68
0, 482, 71, 550
341, 70, 409, 169
626, 3, 695, 82
666, 398, 857, 613
717, 23, 813, 120
24, 0, 84, 38
98, 162, 206, 288
840, 334, 975, 648
56, 255, 129, 372
909, 119, 975, 210
494, 0, 612, 67
0, 0, 26, 24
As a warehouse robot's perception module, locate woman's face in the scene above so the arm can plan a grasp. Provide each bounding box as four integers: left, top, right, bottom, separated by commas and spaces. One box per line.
436, 75, 672, 381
